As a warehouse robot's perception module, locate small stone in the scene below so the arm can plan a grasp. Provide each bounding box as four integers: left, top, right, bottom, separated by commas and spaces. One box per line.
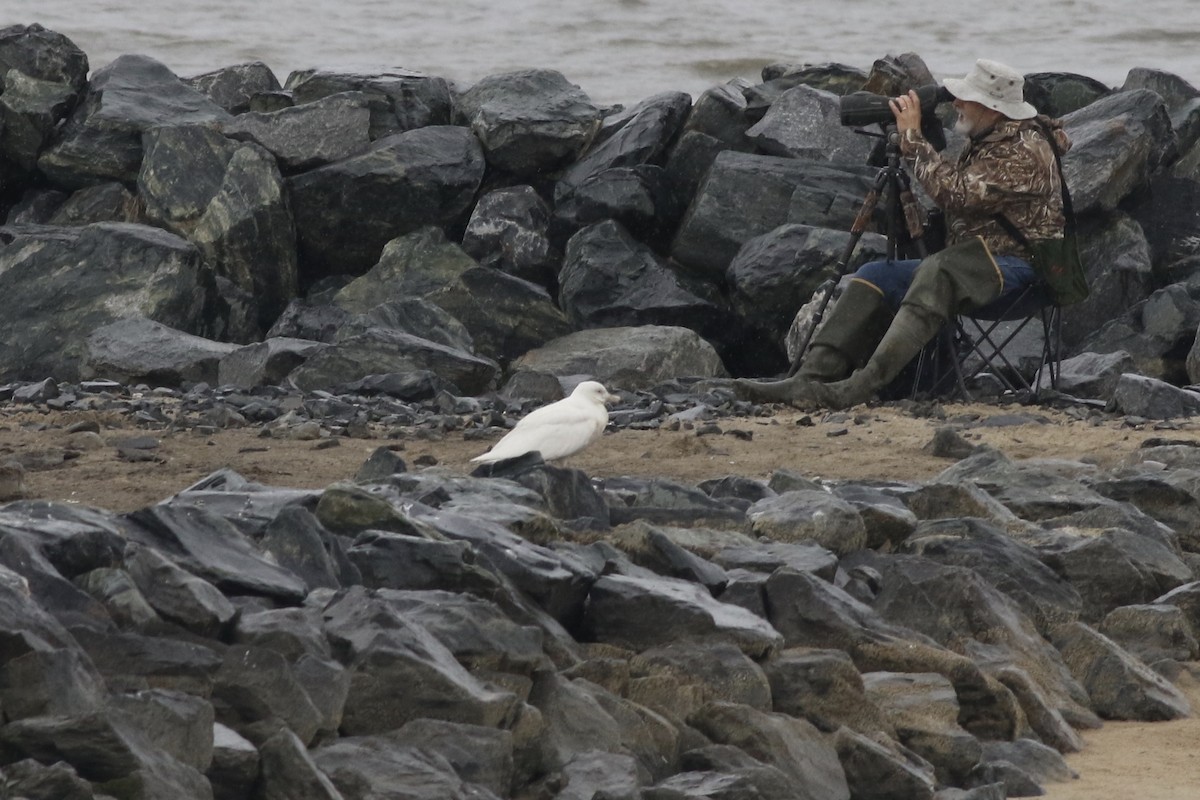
0, 462, 28, 501
924, 426, 980, 459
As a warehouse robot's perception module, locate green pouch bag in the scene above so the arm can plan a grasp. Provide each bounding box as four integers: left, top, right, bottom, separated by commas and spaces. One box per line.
996, 120, 1089, 307
1026, 234, 1089, 306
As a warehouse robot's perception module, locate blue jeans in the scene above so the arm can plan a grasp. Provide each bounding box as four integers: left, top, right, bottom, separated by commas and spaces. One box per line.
853, 255, 1038, 314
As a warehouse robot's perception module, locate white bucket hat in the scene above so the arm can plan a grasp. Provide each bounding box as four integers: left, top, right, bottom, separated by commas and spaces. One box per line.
943, 59, 1037, 120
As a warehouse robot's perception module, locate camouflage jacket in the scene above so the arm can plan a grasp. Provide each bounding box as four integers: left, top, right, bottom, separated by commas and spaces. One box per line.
899, 115, 1071, 258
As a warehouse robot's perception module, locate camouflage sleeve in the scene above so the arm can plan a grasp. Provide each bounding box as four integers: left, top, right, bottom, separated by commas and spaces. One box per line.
898, 127, 1049, 215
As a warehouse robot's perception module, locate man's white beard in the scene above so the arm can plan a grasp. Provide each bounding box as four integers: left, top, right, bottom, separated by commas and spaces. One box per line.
954, 114, 977, 136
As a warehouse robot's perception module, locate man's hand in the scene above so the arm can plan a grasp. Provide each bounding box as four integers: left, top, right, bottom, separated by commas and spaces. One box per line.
889, 89, 922, 133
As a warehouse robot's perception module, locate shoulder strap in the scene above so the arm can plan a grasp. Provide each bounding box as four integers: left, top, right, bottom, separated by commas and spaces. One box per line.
996, 119, 1076, 243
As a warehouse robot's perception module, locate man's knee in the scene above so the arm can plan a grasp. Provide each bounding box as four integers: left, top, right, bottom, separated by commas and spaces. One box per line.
854, 260, 890, 285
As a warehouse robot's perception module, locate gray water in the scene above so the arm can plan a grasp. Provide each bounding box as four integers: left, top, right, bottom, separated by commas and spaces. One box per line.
6, 0, 1200, 105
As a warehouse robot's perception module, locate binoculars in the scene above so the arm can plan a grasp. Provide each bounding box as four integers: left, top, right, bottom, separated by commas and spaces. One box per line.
838, 84, 954, 127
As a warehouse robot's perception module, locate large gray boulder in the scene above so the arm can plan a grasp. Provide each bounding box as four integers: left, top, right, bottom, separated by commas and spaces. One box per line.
288, 125, 485, 282
0, 23, 89, 173
514, 325, 728, 390
1066, 213, 1155, 351
557, 90, 691, 195
222, 90, 372, 172
671, 152, 876, 281
1082, 283, 1200, 383
0, 222, 215, 382
687, 701, 850, 800
217, 337, 329, 388
332, 226, 570, 365
454, 68, 600, 178
745, 85, 876, 163
285, 67, 453, 138
184, 60, 282, 114
320, 586, 520, 735
125, 503, 308, 604
727, 224, 888, 346
1052, 622, 1192, 720
38, 54, 233, 188
899, 517, 1083, 635
746, 490, 868, 556
581, 573, 783, 658
1034, 524, 1194, 622
138, 124, 298, 331
285, 327, 500, 395
0, 708, 214, 799
560, 219, 731, 336
461, 185, 560, 289
1024, 71, 1112, 118
662, 80, 757, 207
864, 555, 1090, 738
81, 317, 239, 387
554, 90, 690, 237
1061, 88, 1178, 214
861, 672, 981, 787
1109, 373, 1200, 418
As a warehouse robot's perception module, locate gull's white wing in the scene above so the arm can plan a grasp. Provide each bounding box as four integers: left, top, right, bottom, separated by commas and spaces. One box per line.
471, 393, 609, 463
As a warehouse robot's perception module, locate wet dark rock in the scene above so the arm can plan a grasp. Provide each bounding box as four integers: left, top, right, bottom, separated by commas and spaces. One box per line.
333, 226, 570, 365
38, 54, 232, 188
1052, 621, 1192, 720
288, 125, 485, 283
0, 222, 215, 382
285, 67, 453, 138
124, 503, 308, 603
461, 185, 560, 288
185, 60, 282, 115
5, 35, 1200, 800
82, 317, 239, 387
320, 586, 520, 735
0, 24, 89, 176
582, 573, 782, 657
514, 325, 729, 390
138, 124, 298, 329
1061, 88, 1177, 215
1024, 72, 1112, 117
222, 90, 371, 171
454, 68, 600, 178
560, 219, 731, 338
670, 152, 876, 281
49, 181, 141, 225
287, 327, 499, 396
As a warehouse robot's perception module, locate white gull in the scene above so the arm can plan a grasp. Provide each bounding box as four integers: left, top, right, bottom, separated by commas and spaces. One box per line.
471, 380, 620, 464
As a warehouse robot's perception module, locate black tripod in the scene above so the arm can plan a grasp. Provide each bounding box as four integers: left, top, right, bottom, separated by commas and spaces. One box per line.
786, 124, 933, 377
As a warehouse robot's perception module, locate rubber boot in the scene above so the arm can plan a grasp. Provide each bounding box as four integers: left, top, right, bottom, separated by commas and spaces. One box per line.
814, 237, 1003, 408
817, 303, 946, 409
799, 278, 894, 380
734, 279, 893, 404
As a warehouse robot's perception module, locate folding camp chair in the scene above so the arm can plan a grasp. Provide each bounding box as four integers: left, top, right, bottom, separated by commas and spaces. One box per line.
915, 281, 1062, 402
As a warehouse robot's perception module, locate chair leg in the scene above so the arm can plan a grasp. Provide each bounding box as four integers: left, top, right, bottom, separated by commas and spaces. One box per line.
906, 289, 1062, 405
955, 302, 1062, 403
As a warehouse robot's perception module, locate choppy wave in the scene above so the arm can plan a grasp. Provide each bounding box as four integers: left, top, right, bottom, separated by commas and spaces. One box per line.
5, 0, 1199, 104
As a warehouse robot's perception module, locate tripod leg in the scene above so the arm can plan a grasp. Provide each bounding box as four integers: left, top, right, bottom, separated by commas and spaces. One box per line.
786, 182, 883, 377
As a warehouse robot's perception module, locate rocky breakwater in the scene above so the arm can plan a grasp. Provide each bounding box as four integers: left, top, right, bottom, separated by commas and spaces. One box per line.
0, 377, 1197, 799
4, 26, 1200, 415
0, 19, 1199, 800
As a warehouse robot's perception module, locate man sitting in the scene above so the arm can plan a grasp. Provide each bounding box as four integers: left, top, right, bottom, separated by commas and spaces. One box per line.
736, 58, 1072, 410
